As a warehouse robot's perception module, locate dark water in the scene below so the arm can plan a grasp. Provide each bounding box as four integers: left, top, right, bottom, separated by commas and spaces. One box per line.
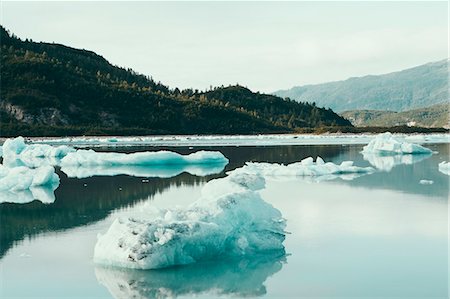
0, 143, 448, 298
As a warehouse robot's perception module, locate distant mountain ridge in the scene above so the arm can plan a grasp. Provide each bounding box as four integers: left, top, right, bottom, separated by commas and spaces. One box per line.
341, 103, 449, 129
0, 26, 351, 136
274, 59, 448, 112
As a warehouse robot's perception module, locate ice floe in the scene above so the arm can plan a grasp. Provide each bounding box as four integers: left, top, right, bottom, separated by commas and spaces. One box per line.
419, 179, 434, 185
362, 132, 433, 155
0, 165, 60, 204
438, 161, 450, 176
2, 136, 75, 168
94, 171, 286, 269
60, 149, 228, 167
231, 156, 374, 181
95, 253, 284, 298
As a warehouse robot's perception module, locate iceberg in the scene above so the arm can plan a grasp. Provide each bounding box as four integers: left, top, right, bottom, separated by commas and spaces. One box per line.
94, 171, 286, 270
60, 149, 228, 167
362, 152, 432, 172
60, 163, 226, 179
95, 253, 284, 298
362, 132, 433, 155
232, 156, 374, 180
2, 136, 75, 168
438, 161, 450, 176
0, 165, 59, 204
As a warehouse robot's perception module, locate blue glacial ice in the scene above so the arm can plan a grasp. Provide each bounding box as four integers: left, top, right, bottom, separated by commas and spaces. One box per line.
0, 165, 60, 204
2, 136, 75, 168
94, 171, 286, 270
60, 149, 228, 167
438, 161, 450, 176
232, 156, 374, 181
362, 132, 433, 155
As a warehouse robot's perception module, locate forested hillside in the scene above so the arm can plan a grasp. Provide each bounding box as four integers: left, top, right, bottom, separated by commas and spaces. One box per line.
0, 26, 351, 136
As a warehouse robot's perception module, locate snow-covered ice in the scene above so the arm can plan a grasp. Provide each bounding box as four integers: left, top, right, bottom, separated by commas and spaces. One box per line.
60, 149, 228, 167
95, 253, 284, 298
362, 132, 433, 155
2, 136, 75, 168
0, 165, 60, 204
94, 171, 286, 269
232, 156, 374, 181
60, 164, 227, 179
362, 152, 432, 172
438, 161, 450, 176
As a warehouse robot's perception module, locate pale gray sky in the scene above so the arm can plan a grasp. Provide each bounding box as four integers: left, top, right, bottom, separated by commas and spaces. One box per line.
1, 1, 448, 92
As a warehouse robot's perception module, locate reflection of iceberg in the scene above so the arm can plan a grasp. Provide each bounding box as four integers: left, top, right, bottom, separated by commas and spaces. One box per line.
95, 253, 285, 299
94, 171, 286, 269
0, 165, 59, 204
60, 163, 227, 179
61, 150, 228, 167
362, 132, 432, 155
438, 161, 450, 176
232, 156, 374, 180
2, 136, 75, 168
363, 152, 432, 172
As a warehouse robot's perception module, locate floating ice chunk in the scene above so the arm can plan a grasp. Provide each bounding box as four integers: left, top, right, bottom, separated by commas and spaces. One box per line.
231, 156, 374, 180
362, 152, 432, 172
60, 163, 226, 179
419, 179, 434, 185
61, 150, 228, 167
95, 253, 284, 298
0, 165, 59, 204
438, 161, 450, 176
362, 132, 432, 155
94, 171, 285, 270
2, 136, 75, 167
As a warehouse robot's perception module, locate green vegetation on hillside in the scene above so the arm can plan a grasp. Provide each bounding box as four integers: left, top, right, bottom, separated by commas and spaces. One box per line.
0, 26, 351, 136
341, 103, 449, 128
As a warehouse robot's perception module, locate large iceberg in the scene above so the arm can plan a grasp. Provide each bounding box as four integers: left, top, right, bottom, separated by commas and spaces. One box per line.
95, 253, 284, 298
438, 161, 450, 176
362, 132, 433, 155
0, 165, 60, 204
2, 137, 75, 168
60, 149, 228, 167
94, 171, 286, 270
232, 156, 374, 181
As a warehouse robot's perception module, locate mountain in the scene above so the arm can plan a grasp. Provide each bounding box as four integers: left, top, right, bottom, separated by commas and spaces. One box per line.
341, 103, 449, 129
0, 27, 351, 137
274, 59, 448, 112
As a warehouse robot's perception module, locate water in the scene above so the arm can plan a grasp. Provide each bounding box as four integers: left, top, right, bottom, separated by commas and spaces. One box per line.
1, 143, 448, 298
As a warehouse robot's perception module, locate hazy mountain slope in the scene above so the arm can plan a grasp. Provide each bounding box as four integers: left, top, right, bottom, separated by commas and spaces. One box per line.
341, 103, 449, 128
0, 26, 351, 136
274, 60, 448, 112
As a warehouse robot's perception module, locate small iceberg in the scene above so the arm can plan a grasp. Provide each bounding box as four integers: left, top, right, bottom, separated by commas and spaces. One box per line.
94, 171, 286, 270
362, 132, 432, 155
95, 253, 284, 298
60, 150, 228, 167
419, 179, 434, 185
0, 165, 60, 204
2, 137, 75, 168
438, 161, 450, 176
232, 156, 374, 180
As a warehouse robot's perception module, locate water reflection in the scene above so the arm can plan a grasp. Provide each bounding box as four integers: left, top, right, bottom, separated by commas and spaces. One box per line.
0, 185, 58, 204
362, 152, 432, 172
95, 253, 285, 298
60, 163, 227, 179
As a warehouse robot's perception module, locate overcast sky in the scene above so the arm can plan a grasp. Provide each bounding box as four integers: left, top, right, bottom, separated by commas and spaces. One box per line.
1, 1, 448, 92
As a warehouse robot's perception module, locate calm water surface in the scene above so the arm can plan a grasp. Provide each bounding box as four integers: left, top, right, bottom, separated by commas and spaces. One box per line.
1, 143, 448, 298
